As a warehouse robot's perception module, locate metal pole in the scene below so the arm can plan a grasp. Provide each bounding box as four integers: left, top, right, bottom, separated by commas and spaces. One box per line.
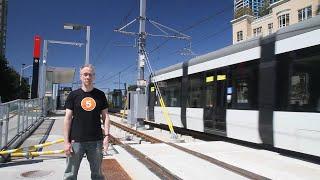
0, 121, 3, 148
135, 0, 147, 128
119, 72, 121, 89
137, 0, 146, 91
85, 26, 91, 65
19, 64, 25, 86
26, 100, 30, 129
22, 101, 25, 131
17, 100, 21, 134
4, 103, 9, 145
40, 40, 48, 117
30, 100, 33, 124
20, 66, 22, 86
29, 76, 32, 99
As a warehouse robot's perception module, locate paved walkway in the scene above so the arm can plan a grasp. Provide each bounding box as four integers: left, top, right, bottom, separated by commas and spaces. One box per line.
0, 111, 157, 180
1, 111, 320, 180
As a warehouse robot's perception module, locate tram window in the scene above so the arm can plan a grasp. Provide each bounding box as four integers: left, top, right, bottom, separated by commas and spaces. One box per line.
277, 45, 320, 112
157, 78, 181, 107
231, 61, 258, 109
288, 55, 320, 112
236, 80, 249, 103
205, 85, 214, 108
289, 73, 309, 106
188, 74, 203, 108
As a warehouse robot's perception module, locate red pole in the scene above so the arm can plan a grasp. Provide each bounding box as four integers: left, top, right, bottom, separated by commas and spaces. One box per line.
31, 35, 41, 98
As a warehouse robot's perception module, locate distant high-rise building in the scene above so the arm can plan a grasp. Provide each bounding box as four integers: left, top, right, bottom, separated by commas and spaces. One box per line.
0, 0, 8, 58
234, 0, 265, 17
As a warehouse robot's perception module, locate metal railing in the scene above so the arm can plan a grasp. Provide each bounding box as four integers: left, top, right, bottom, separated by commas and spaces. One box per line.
0, 98, 43, 150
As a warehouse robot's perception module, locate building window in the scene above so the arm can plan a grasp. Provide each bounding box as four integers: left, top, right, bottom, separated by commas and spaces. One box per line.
268, 23, 273, 34
298, 6, 312, 22
253, 27, 262, 37
278, 13, 289, 28
237, 31, 243, 42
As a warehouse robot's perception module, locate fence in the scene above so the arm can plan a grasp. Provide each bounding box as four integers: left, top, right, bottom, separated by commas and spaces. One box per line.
0, 98, 44, 150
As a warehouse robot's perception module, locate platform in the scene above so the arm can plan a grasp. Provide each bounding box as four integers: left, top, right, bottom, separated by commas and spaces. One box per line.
0, 111, 319, 180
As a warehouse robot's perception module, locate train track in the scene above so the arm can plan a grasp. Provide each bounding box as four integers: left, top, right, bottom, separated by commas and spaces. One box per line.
108, 122, 181, 180
109, 115, 270, 180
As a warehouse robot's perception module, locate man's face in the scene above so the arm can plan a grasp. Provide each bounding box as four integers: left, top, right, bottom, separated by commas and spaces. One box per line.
80, 67, 95, 86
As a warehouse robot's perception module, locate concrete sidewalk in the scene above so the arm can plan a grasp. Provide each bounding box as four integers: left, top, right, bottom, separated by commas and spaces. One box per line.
0, 111, 92, 179
0, 111, 157, 180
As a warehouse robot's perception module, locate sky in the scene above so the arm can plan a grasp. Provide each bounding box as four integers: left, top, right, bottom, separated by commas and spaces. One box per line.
6, 0, 234, 91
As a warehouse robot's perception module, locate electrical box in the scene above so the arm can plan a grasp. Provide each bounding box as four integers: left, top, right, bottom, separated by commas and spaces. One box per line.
127, 91, 146, 125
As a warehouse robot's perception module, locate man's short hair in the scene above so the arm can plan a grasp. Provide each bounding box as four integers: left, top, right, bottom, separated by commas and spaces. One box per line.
80, 64, 95, 74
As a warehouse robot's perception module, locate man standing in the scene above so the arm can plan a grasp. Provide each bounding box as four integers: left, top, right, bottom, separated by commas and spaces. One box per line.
64, 64, 110, 180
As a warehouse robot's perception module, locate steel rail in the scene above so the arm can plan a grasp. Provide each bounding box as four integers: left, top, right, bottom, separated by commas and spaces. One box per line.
110, 118, 270, 180
109, 134, 181, 180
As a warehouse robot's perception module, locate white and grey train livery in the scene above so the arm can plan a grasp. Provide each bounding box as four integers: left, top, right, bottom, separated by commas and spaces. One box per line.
148, 16, 320, 158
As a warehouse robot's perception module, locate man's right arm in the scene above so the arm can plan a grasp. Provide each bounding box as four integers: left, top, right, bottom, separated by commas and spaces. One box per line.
64, 109, 73, 156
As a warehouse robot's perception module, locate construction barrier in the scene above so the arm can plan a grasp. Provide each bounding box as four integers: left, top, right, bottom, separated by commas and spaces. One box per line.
0, 138, 65, 159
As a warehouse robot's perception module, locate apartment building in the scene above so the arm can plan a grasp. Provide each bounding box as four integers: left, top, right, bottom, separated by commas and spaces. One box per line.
231, 0, 320, 44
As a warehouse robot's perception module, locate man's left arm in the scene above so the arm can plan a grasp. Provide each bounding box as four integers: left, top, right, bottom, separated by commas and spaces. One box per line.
101, 108, 110, 152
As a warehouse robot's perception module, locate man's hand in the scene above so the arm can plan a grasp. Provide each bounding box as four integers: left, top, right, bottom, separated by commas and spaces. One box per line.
103, 136, 109, 152
64, 142, 73, 156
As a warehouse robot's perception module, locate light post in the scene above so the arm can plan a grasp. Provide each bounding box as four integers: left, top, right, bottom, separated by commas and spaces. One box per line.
20, 63, 33, 86
64, 23, 91, 65
19, 63, 25, 86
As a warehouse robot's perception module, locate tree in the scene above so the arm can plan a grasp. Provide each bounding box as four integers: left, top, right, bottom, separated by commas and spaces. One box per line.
234, 7, 254, 19
0, 56, 29, 102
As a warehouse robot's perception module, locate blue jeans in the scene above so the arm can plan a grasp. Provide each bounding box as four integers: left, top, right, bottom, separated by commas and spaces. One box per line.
64, 140, 104, 180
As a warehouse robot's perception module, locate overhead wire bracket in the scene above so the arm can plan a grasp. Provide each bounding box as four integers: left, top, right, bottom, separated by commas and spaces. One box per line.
114, 17, 192, 41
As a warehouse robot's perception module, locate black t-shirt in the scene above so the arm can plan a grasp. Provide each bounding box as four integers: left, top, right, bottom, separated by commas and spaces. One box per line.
65, 88, 108, 142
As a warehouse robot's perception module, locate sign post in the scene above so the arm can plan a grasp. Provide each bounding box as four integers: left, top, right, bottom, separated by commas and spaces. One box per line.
31, 35, 41, 98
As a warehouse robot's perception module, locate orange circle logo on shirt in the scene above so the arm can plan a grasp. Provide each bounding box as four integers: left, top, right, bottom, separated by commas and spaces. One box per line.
81, 97, 96, 111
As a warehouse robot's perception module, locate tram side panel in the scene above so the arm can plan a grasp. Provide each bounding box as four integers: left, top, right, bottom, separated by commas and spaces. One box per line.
273, 33, 320, 157
152, 77, 184, 128
148, 17, 320, 157
226, 58, 261, 143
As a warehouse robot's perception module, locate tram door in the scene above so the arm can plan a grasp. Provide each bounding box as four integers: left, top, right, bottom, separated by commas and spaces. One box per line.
204, 69, 227, 135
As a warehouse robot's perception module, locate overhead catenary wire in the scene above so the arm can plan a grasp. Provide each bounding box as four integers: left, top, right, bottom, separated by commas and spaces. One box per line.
96, 4, 233, 87
166, 23, 231, 57
95, 63, 135, 84
148, 5, 233, 55
92, 0, 138, 72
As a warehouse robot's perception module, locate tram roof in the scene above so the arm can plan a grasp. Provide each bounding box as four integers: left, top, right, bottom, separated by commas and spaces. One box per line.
153, 15, 320, 77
